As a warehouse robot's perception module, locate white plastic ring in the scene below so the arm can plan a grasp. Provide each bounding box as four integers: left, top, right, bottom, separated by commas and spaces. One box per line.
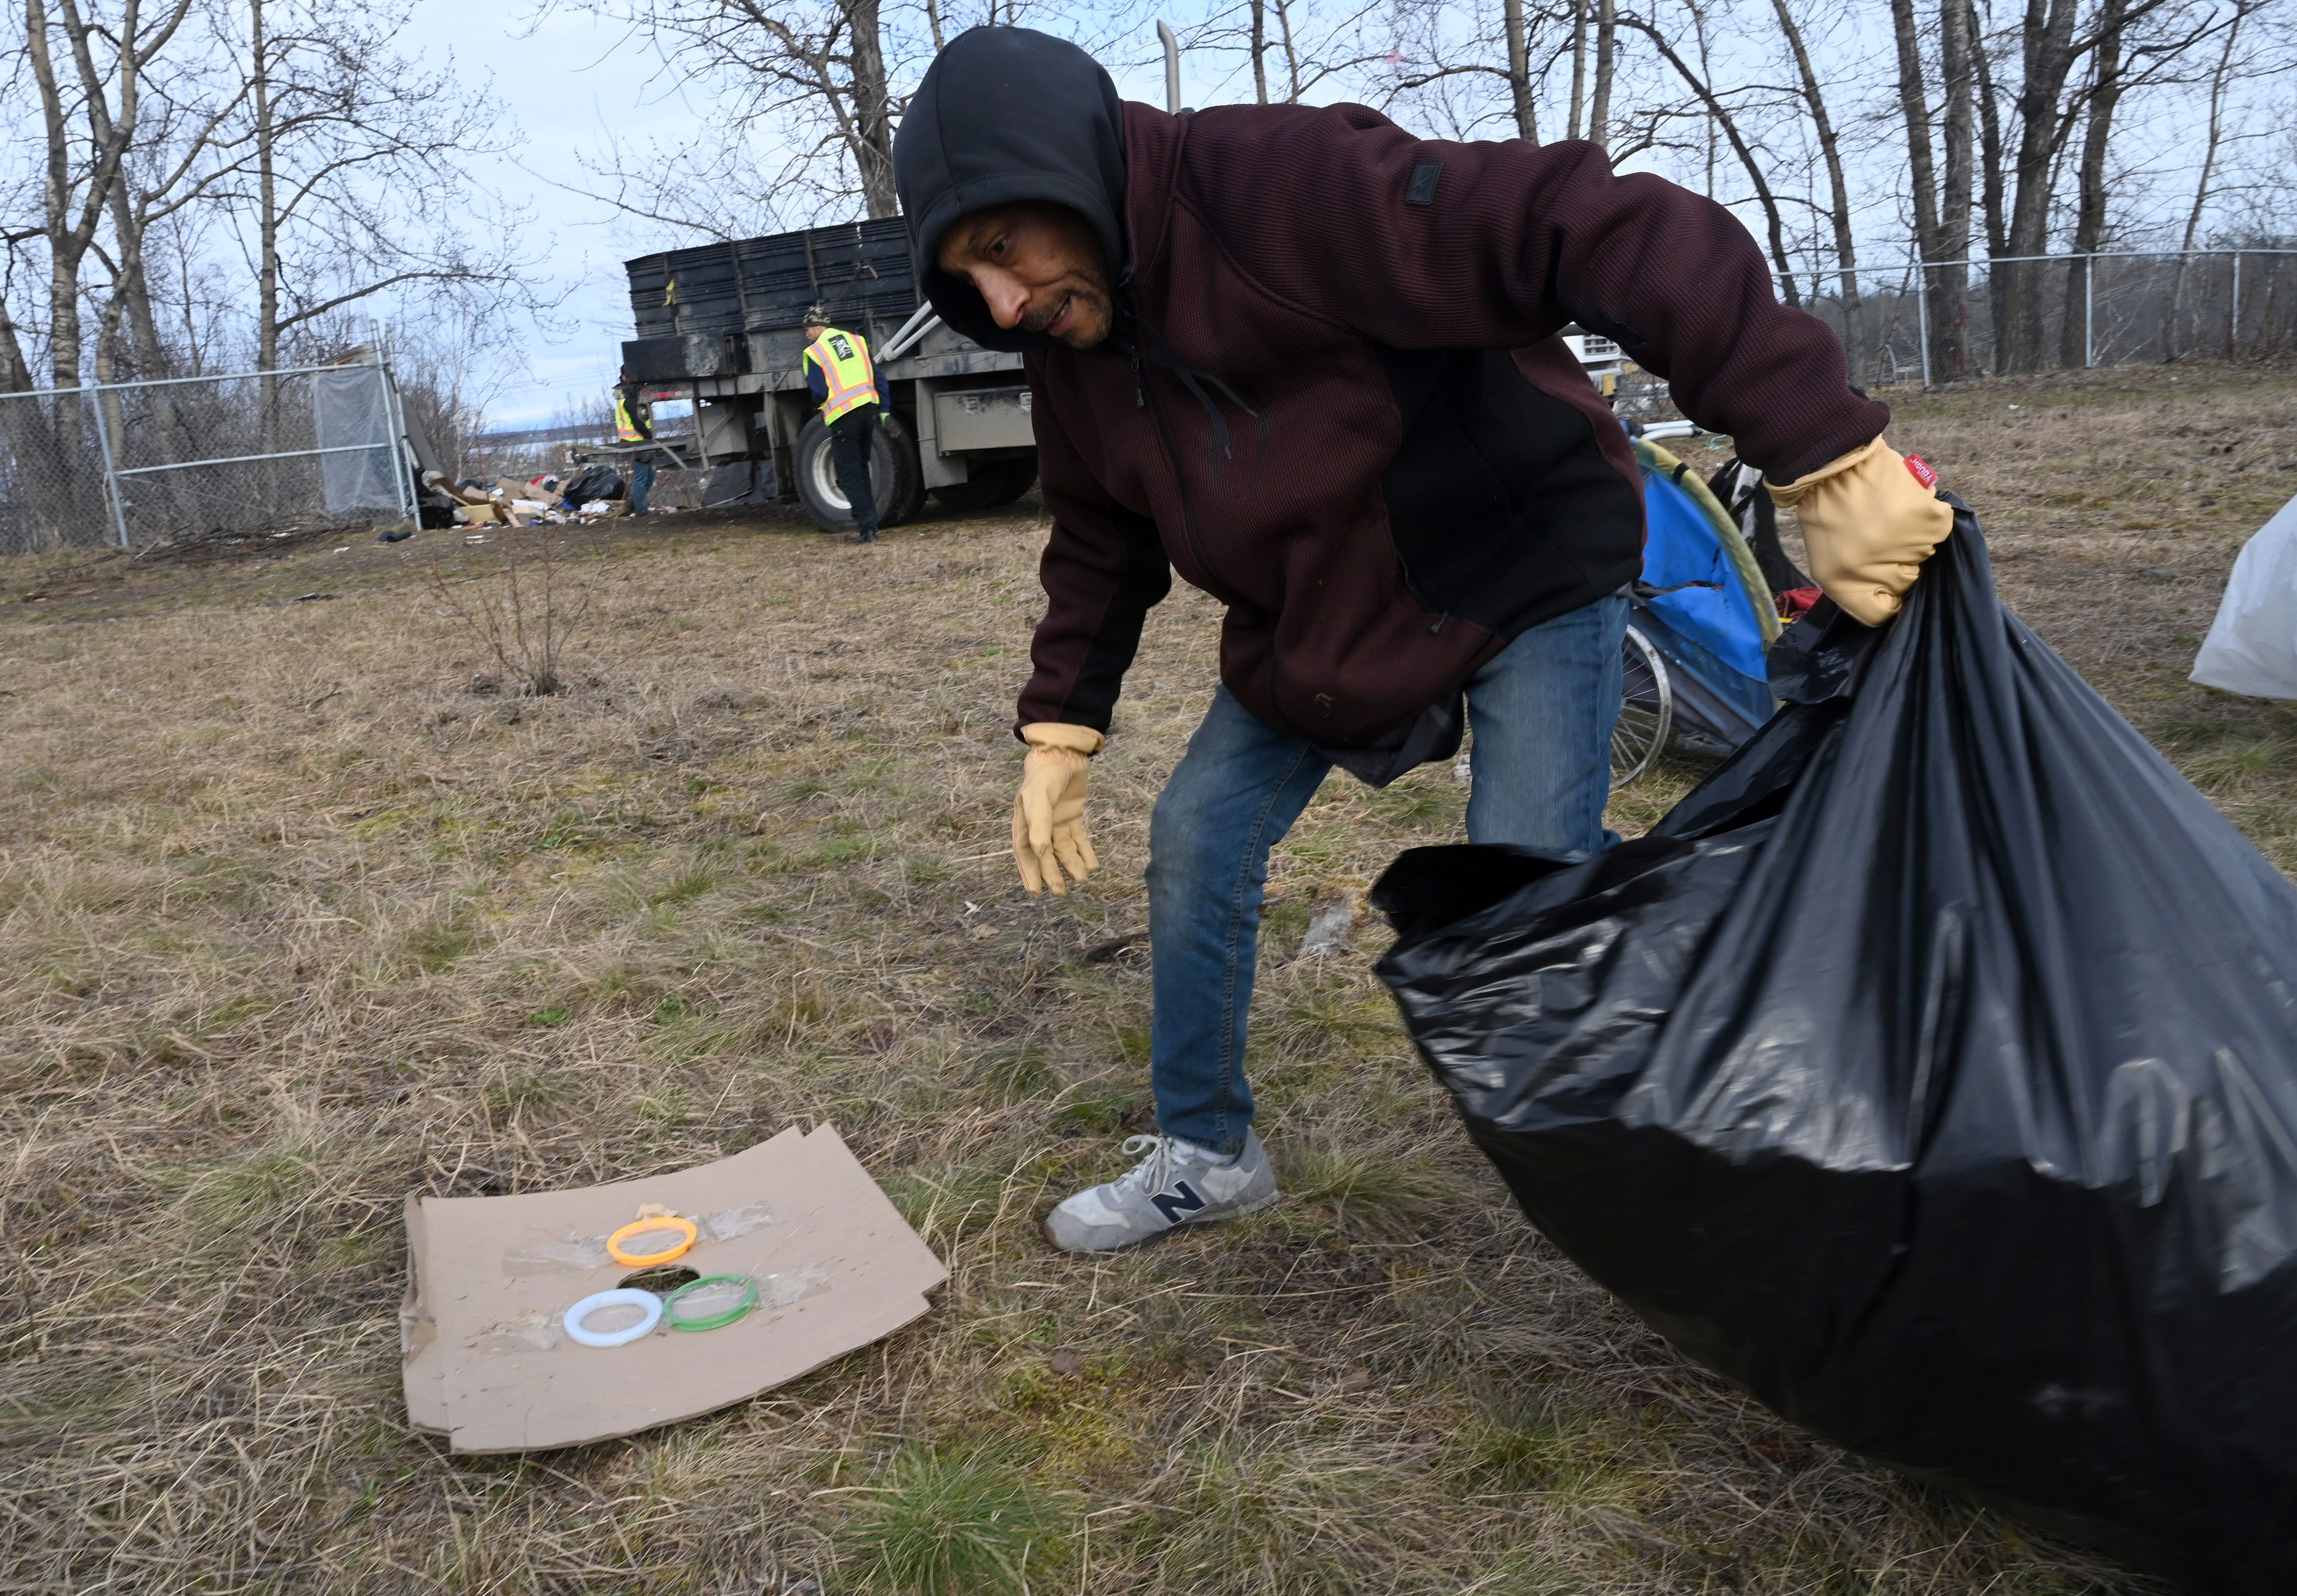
563, 1288, 663, 1348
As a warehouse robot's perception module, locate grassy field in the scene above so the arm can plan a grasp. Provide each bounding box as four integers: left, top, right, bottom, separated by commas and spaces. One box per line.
3, 362, 2293, 1594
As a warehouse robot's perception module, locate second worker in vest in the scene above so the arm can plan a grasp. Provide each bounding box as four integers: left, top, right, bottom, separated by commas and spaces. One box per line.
613, 371, 655, 516
803, 306, 883, 544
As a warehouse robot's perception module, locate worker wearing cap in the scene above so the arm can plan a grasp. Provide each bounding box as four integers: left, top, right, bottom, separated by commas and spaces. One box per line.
613, 372, 655, 515
802, 307, 882, 544
893, 28, 1953, 1252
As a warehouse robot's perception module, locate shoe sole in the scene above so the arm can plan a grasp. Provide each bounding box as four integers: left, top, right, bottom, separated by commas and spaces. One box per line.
1042, 1186, 1282, 1255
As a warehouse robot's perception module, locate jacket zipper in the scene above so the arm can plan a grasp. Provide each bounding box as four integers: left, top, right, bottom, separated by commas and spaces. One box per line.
1129, 342, 1229, 601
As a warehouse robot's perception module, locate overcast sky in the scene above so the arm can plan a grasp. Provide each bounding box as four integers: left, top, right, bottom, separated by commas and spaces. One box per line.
402, 0, 1198, 428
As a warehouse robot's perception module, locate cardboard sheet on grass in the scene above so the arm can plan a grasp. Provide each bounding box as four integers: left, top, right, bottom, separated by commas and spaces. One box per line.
402, 1124, 944, 1452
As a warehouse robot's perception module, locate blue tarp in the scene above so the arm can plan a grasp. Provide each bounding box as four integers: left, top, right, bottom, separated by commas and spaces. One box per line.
1637, 458, 1776, 739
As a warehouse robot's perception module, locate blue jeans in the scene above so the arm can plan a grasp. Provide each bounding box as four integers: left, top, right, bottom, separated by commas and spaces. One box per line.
629, 458, 655, 515
1145, 593, 1628, 1154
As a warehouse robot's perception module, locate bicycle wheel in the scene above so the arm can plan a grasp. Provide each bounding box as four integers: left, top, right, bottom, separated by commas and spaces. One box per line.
1612, 624, 1672, 787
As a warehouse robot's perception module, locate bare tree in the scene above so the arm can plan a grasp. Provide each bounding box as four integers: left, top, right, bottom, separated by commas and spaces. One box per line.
1, 0, 198, 548
2162, 5, 2244, 357
1567, 0, 1589, 135
1967, 0, 2014, 366
2057, 0, 2130, 366
1936, 0, 1976, 376
1503, 0, 1538, 135
578, 0, 901, 220
1589, 0, 1618, 144
1771, 0, 1867, 381
1892, 0, 1977, 378
1623, 10, 1805, 304
16, 0, 189, 402
215, 0, 538, 457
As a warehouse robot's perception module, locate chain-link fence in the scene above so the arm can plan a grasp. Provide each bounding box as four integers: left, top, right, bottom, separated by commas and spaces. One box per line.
0, 357, 414, 557
1784, 248, 2297, 389
0, 388, 126, 556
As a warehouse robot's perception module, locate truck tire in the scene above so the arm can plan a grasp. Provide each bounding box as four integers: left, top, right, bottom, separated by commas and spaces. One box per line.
795, 411, 923, 532
928, 454, 1038, 513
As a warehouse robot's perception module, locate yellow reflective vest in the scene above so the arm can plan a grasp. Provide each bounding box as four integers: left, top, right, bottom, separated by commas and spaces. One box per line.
613, 389, 651, 443
804, 327, 878, 422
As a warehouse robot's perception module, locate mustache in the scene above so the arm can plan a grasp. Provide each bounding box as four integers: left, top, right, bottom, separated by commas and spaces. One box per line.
1022, 284, 1103, 334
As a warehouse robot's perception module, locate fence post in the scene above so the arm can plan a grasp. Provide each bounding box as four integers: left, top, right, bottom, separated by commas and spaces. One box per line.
86, 381, 132, 550
2230, 251, 2242, 357
1915, 263, 1932, 389
376, 346, 417, 527
2084, 254, 2094, 369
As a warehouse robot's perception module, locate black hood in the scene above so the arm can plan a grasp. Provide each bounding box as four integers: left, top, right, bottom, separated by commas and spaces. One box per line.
893, 27, 1129, 354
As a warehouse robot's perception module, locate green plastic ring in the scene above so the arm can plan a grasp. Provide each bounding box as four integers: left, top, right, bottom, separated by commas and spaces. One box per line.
662, 1273, 760, 1332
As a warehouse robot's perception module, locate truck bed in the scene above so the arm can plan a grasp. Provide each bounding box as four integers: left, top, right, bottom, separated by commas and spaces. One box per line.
623, 218, 1006, 392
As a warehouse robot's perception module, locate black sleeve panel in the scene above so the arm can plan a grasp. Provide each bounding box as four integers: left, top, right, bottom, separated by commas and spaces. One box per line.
1017, 352, 1175, 738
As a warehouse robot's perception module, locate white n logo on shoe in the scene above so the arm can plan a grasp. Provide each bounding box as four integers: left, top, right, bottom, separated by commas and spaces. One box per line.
1150, 1181, 1206, 1225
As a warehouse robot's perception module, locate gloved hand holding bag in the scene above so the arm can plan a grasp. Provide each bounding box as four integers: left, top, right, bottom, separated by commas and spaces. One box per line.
1770, 439, 1953, 626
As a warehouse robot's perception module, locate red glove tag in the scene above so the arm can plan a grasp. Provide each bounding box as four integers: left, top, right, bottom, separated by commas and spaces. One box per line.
1903, 453, 1938, 490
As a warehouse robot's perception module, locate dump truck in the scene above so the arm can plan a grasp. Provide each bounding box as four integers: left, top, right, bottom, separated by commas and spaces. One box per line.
616, 218, 1037, 530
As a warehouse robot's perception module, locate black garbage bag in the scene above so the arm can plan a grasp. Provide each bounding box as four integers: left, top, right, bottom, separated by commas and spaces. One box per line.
1372, 502, 2297, 1593
558, 465, 625, 504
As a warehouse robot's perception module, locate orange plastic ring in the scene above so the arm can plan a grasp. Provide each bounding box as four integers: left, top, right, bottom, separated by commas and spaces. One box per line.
607, 1216, 698, 1267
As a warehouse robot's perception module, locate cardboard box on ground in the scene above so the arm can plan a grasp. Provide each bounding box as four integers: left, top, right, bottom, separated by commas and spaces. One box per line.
401, 1123, 945, 1453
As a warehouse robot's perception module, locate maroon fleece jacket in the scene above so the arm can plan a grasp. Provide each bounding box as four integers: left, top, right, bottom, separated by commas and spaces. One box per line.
1015, 102, 1884, 753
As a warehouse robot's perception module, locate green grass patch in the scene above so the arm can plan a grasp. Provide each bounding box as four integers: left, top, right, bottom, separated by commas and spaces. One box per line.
837, 1444, 1070, 1596
401, 907, 481, 973
485, 1069, 571, 1119
1277, 1137, 1463, 1236
184, 1140, 324, 1234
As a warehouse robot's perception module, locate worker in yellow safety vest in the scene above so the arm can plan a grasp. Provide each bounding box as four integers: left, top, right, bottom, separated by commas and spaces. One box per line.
801, 306, 881, 543
613, 371, 655, 515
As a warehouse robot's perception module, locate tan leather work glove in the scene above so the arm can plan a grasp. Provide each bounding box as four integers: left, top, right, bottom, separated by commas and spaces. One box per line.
1769, 439, 1954, 626
1013, 722, 1104, 897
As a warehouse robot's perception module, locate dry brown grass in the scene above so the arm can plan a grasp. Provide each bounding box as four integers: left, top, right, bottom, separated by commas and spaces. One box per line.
5, 363, 2289, 1593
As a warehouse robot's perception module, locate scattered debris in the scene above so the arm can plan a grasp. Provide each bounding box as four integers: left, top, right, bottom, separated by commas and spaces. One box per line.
379, 529, 413, 543
1296, 895, 1358, 959
294, 592, 334, 602
1080, 931, 1145, 963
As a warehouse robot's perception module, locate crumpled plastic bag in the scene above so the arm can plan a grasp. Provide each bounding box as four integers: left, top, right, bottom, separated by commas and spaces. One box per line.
2193, 490, 2297, 698
1374, 502, 2297, 1593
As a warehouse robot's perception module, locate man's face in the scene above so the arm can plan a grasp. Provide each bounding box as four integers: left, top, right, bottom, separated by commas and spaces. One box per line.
803, 323, 825, 341
934, 202, 1114, 350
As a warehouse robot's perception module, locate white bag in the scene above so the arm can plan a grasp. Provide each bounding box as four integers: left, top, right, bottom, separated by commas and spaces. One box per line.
2192, 492, 2297, 699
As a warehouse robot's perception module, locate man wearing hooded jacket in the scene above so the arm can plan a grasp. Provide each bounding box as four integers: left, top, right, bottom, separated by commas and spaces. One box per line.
893, 26, 1951, 1253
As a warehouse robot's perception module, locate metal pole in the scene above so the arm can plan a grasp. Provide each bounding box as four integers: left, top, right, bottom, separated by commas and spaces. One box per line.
86, 381, 132, 550
1158, 20, 1182, 112
114, 440, 419, 476
2084, 253, 2093, 369
376, 333, 417, 527
2230, 251, 2242, 357
1915, 265, 1932, 388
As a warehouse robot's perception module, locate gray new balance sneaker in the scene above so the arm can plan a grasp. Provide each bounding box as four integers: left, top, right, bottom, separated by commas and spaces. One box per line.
1043, 1131, 1279, 1253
